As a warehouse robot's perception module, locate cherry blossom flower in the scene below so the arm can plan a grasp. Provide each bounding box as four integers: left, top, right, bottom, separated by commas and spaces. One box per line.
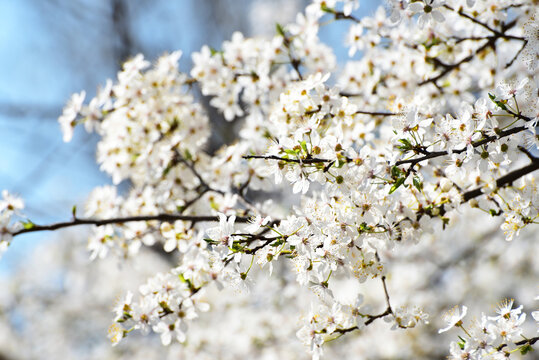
58, 90, 85, 142
439, 305, 467, 333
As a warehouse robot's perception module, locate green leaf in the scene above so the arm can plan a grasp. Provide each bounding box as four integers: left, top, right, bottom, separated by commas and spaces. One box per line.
391, 166, 402, 179
71, 205, 77, 217
320, 4, 334, 13
159, 301, 173, 315
359, 223, 372, 233
423, 37, 441, 50
397, 138, 413, 151
210, 198, 218, 210
457, 336, 466, 350
413, 176, 422, 191
520, 344, 532, 355
299, 140, 308, 154
275, 23, 285, 37
271, 239, 284, 247
22, 220, 35, 230
488, 93, 508, 110
389, 177, 406, 194
284, 148, 298, 156
495, 100, 507, 111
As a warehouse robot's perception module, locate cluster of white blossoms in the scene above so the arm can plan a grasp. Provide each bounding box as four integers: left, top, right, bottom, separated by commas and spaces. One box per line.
2, 0, 539, 359
440, 300, 538, 359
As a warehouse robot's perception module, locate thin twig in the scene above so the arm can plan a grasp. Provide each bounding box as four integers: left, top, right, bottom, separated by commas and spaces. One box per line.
395, 125, 528, 167
243, 154, 332, 164
12, 214, 253, 237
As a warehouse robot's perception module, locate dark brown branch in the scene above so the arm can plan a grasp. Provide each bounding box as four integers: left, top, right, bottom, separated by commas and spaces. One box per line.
12, 214, 252, 237
444, 4, 499, 34
354, 110, 396, 116
496, 336, 539, 352
180, 188, 210, 212
420, 6, 524, 86
243, 154, 332, 164
333, 259, 398, 336
332, 10, 361, 23
443, 5, 523, 41
380, 275, 393, 314
332, 307, 392, 335
173, 150, 224, 195
395, 125, 527, 167
505, 109, 534, 123
462, 160, 539, 202
515, 336, 539, 347
420, 39, 492, 86
280, 31, 303, 80
505, 39, 528, 68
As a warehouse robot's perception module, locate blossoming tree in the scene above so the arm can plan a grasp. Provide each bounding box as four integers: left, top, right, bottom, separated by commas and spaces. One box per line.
1, 0, 538, 358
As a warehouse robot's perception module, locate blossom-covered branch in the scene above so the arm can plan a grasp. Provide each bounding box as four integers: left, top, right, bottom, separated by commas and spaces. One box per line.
2, 0, 538, 359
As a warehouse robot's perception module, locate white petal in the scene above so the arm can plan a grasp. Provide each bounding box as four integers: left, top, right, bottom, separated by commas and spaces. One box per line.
432, 10, 445, 22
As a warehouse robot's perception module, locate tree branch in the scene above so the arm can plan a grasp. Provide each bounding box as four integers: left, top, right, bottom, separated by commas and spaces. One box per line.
12, 214, 252, 237
462, 160, 539, 203
243, 154, 332, 164
420, 6, 524, 87
395, 125, 528, 167
354, 110, 396, 116
419, 39, 493, 86
496, 336, 539, 352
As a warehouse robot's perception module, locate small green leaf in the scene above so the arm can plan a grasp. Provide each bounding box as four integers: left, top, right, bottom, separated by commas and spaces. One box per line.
520, 344, 532, 355
22, 220, 35, 230
413, 176, 422, 191
457, 336, 466, 350
320, 4, 334, 13
389, 177, 406, 194
71, 205, 77, 217
210, 198, 218, 210
397, 138, 413, 151
488, 93, 496, 100
495, 100, 507, 111
203, 238, 217, 244
391, 166, 402, 179
159, 301, 173, 315
299, 140, 308, 154
271, 239, 284, 247
284, 148, 298, 156
275, 23, 285, 37
358, 222, 372, 232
